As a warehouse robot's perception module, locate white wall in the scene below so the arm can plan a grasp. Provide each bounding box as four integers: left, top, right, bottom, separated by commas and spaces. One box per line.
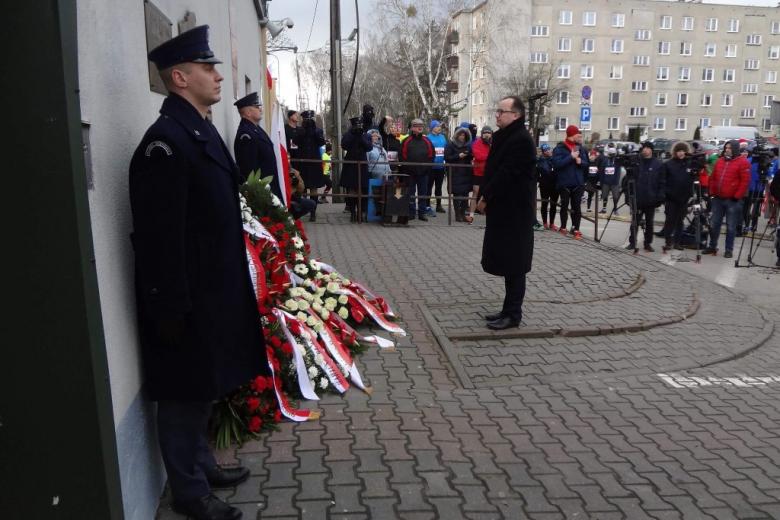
76, 1, 266, 518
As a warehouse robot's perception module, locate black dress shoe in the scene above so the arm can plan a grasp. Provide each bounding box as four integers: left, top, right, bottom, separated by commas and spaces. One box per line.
418, 214, 428, 221
486, 316, 520, 330
207, 465, 250, 489
484, 312, 504, 321
172, 494, 242, 520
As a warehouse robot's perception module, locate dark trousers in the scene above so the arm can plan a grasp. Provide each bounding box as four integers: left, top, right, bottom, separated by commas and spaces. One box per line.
453, 191, 469, 217
539, 181, 558, 226
629, 205, 656, 247
407, 174, 429, 215
742, 190, 763, 230
291, 196, 317, 219
502, 273, 527, 322
663, 200, 687, 246
558, 185, 584, 230
157, 400, 216, 501
427, 170, 445, 208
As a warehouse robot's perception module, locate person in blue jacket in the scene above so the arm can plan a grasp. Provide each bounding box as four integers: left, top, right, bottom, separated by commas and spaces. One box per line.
742, 149, 768, 234
426, 120, 448, 214
551, 125, 589, 239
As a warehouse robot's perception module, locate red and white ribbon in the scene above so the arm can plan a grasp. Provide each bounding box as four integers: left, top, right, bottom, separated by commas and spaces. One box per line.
308, 310, 369, 392
283, 312, 349, 394
274, 310, 319, 401
266, 347, 315, 422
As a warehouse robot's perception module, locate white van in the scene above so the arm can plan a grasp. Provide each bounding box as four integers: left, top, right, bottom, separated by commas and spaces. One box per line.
699, 126, 760, 145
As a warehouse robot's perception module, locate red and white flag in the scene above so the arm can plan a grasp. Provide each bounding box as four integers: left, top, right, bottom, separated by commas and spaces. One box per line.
271, 101, 293, 207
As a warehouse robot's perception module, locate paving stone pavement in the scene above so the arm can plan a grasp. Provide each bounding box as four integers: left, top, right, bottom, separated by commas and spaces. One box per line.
157, 204, 780, 519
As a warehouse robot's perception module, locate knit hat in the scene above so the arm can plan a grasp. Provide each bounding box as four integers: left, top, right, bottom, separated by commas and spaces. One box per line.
429, 120, 441, 131
540, 143, 551, 151
411, 118, 424, 126
458, 121, 470, 129
672, 141, 690, 154
565, 125, 581, 138
480, 126, 493, 134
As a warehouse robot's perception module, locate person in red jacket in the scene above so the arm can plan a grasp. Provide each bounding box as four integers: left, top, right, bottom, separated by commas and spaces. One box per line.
470, 126, 492, 218
703, 140, 751, 258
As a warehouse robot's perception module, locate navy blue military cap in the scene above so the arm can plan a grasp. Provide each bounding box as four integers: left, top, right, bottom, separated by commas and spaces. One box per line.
148, 25, 222, 70
234, 92, 261, 109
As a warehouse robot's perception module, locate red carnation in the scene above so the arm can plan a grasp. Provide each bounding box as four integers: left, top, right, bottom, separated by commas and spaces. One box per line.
267, 314, 277, 324
270, 335, 282, 348
246, 397, 261, 412
281, 342, 293, 356
274, 409, 282, 423
248, 416, 262, 432
251, 375, 267, 392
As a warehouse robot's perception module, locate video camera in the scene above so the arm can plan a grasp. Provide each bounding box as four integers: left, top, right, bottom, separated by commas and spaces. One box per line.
300, 110, 317, 131
750, 144, 777, 180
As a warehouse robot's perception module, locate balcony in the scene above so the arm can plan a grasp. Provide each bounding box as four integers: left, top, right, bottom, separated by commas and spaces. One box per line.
447, 81, 459, 93
448, 30, 459, 45
446, 55, 459, 69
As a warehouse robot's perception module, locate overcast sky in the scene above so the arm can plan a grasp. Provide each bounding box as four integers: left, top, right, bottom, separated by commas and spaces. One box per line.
266, 0, 779, 107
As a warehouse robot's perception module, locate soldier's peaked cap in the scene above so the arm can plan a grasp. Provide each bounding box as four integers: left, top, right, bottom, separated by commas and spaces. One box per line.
235, 92, 261, 109
148, 25, 222, 70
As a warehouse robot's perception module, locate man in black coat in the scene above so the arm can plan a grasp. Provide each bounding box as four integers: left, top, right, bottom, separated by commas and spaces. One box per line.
627, 141, 666, 252
233, 92, 281, 197
477, 96, 536, 330
661, 141, 694, 251
129, 26, 265, 520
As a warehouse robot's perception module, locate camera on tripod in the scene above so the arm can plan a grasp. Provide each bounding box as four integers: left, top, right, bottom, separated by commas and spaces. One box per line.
750, 144, 777, 181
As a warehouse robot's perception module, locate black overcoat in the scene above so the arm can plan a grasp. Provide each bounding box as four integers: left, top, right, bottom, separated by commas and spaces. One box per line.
480, 117, 536, 276
129, 93, 266, 401
234, 117, 282, 198
340, 130, 373, 190
292, 125, 326, 189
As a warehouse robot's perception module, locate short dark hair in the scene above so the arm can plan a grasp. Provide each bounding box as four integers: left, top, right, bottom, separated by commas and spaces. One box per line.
502, 96, 525, 117
287, 110, 299, 120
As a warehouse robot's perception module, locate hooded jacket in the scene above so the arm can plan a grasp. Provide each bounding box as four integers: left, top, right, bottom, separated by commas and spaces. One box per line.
471, 137, 491, 177
710, 140, 751, 199
661, 153, 695, 204
444, 128, 474, 193
552, 140, 589, 189
366, 129, 391, 179
427, 128, 447, 170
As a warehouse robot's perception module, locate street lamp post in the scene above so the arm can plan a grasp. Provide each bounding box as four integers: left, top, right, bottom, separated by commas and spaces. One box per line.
330, 0, 343, 186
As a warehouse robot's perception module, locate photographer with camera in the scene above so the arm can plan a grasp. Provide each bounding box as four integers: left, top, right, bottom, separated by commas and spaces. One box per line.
585, 147, 602, 213
660, 142, 694, 252
742, 145, 774, 235
552, 125, 589, 239
702, 140, 751, 258
599, 144, 622, 215
626, 142, 665, 252
292, 110, 326, 222
341, 116, 373, 222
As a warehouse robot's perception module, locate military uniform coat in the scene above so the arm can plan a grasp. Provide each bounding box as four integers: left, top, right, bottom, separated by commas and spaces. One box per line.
234, 117, 281, 198
480, 117, 536, 276
129, 93, 267, 401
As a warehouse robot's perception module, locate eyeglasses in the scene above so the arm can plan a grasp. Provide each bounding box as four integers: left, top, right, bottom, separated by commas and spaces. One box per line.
494, 109, 518, 116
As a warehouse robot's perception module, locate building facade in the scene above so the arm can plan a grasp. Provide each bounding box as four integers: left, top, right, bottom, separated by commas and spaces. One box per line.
450, 0, 780, 142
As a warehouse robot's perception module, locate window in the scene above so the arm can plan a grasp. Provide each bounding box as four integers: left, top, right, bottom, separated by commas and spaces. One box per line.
701, 93, 712, 106
675, 118, 687, 131
555, 116, 568, 130
531, 25, 549, 37
582, 38, 595, 53
678, 67, 691, 81
682, 17, 694, 31
677, 92, 688, 106
653, 117, 666, 130
769, 46, 780, 60
558, 37, 572, 52
705, 18, 718, 32
722, 118, 733, 126
530, 52, 549, 63
559, 10, 572, 25
479, 91, 486, 105
702, 68, 714, 82
556, 90, 570, 104
631, 81, 648, 92
656, 92, 667, 106
611, 39, 624, 53
726, 44, 738, 58
657, 66, 670, 80
472, 93, 477, 106
633, 55, 650, 66
660, 15, 672, 30
728, 19, 740, 33
635, 29, 651, 41
722, 93, 733, 106
742, 83, 758, 94
680, 42, 692, 56
740, 108, 756, 119
583, 11, 596, 26
629, 107, 647, 117
746, 34, 762, 46
608, 91, 621, 105
704, 43, 716, 57
607, 117, 620, 131
533, 79, 548, 89
580, 64, 594, 79
700, 117, 711, 128
480, 66, 485, 79
745, 59, 760, 70
723, 69, 735, 82
557, 64, 571, 79
762, 118, 772, 132
764, 95, 775, 107
609, 65, 623, 79
612, 13, 625, 28
767, 71, 778, 83
658, 41, 670, 55
771, 21, 780, 34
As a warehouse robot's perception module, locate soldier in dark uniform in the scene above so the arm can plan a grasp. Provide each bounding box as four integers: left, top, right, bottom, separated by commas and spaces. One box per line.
129, 26, 266, 520
233, 92, 282, 198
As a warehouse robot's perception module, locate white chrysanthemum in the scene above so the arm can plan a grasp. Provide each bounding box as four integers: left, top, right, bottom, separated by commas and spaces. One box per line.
315, 272, 324, 280
316, 288, 326, 297
326, 282, 340, 293
314, 354, 324, 365
309, 259, 320, 270
313, 322, 323, 332
338, 307, 349, 319
324, 297, 337, 310
296, 311, 308, 322
295, 253, 304, 262
284, 299, 298, 311
312, 302, 323, 313
292, 236, 304, 249
294, 264, 309, 276
319, 378, 329, 389
338, 295, 349, 305
320, 309, 330, 320
308, 366, 318, 379
295, 343, 306, 356
296, 300, 310, 311
306, 315, 317, 327
302, 291, 314, 302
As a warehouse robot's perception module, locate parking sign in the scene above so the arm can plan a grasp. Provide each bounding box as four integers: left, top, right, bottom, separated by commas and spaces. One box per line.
580, 106, 591, 123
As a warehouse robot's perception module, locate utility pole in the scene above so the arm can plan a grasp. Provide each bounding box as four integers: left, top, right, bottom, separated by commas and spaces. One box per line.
330, 0, 343, 185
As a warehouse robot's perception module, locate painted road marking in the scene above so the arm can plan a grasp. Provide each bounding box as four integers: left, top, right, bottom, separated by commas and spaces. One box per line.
658, 373, 780, 388
714, 265, 739, 288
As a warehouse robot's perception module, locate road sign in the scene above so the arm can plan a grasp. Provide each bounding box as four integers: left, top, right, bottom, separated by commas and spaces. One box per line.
582, 85, 592, 100
580, 106, 592, 123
